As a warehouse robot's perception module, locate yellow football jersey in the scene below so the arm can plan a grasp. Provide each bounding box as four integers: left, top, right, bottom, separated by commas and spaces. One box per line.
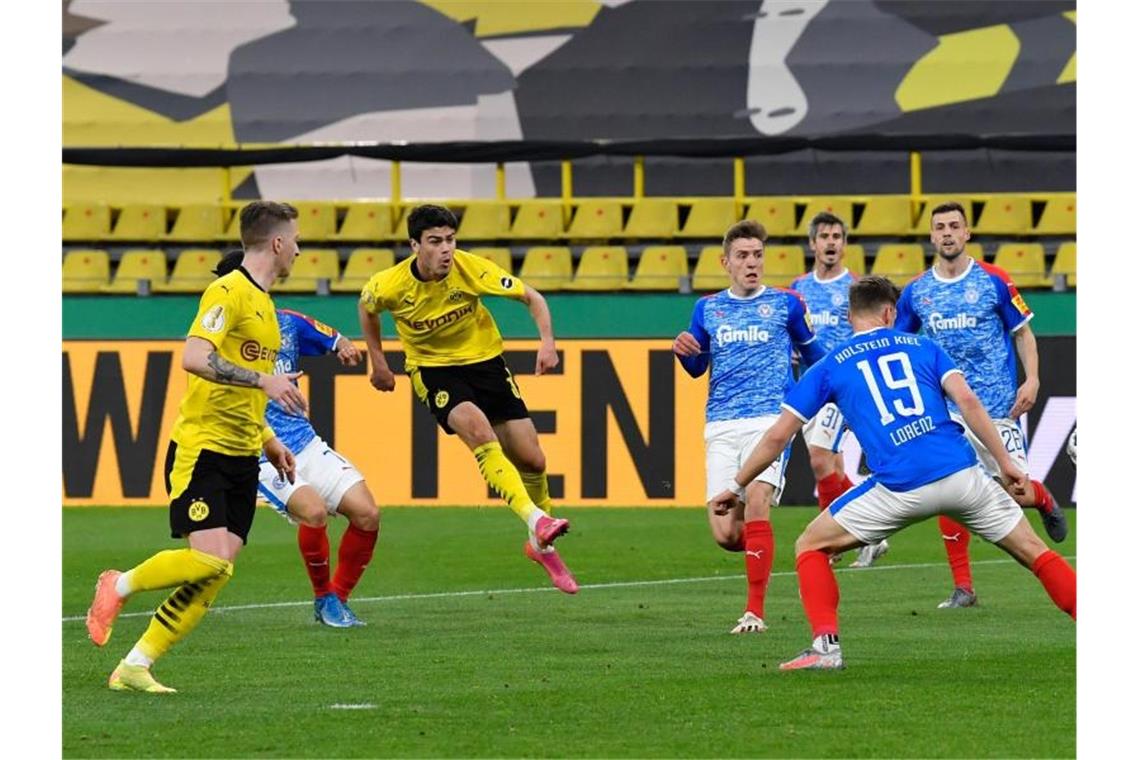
360, 249, 526, 369
171, 268, 281, 456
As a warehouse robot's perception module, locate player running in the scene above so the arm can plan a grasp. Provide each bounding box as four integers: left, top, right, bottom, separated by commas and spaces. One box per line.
673, 219, 824, 634
896, 201, 1067, 609
709, 275, 1076, 670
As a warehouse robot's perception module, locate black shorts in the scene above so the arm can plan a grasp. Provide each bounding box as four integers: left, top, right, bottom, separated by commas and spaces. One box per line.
164, 441, 260, 543
409, 355, 530, 435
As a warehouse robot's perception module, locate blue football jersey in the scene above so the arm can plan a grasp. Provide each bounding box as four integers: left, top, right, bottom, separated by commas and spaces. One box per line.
782, 327, 977, 491
895, 260, 1033, 419
262, 309, 340, 458
790, 269, 854, 354
678, 286, 823, 422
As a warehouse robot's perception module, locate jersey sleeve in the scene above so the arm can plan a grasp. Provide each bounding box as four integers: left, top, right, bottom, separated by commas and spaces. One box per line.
359, 272, 389, 315
785, 290, 825, 366
781, 361, 830, 422
186, 280, 239, 346
677, 298, 711, 377
281, 309, 340, 356
894, 283, 921, 333
468, 256, 527, 301
984, 265, 1035, 333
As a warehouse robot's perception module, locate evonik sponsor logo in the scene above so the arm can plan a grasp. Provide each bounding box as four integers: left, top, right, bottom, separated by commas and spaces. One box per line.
715, 324, 770, 346
409, 302, 476, 332
927, 312, 977, 331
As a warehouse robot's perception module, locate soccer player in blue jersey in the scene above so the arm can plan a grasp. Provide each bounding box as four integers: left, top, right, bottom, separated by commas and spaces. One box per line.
709, 276, 1076, 670
673, 219, 825, 634
791, 211, 888, 569
217, 252, 381, 628
895, 201, 1067, 609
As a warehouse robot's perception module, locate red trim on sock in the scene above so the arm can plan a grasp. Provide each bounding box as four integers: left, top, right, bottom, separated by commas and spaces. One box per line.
1032, 550, 1076, 620
743, 520, 774, 617
795, 550, 840, 637
297, 523, 331, 597
331, 524, 379, 602
1031, 480, 1055, 513
816, 473, 846, 511
939, 516, 973, 592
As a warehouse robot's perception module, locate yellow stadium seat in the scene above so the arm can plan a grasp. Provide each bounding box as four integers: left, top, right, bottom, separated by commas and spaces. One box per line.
275, 248, 341, 293
566, 246, 628, 291
744, 198, 796, 237
678, 199, 738, 239
871, 244, 926, 286
293, 202, 338, 241
763, 245, 806, 288
108, 204, 167, 241
992, 243, 1051, 288
566, 200, 623, 239
468, 247, 513, 274
219, 206, 243, 242
63, 203, 111, 242
973, 196, 1031, 235
101, 249, 169, 294
795, 197, 854, 236
1050, 242, 1076, 287
155, 249, 222, 293
62, 249, 110, 293
334, 203, 397, 243
1034, 194, 1076, 235
692, 245, 730, 292
519, 246, 572, 290
510, 201, 564, 239
623, 199, 678, 238
166, 204, 226, 242
331, 248, 395, 292
626, 246, 689, 291
457, 202, 511, 241
965, 242, 986, 262
844, 244, 866, 275
910, 195, 969, 234
855, 196, 911, 236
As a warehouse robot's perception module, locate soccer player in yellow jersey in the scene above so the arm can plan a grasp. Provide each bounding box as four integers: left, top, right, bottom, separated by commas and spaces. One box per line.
84, 201, 309, 693
359, 204, 577, 593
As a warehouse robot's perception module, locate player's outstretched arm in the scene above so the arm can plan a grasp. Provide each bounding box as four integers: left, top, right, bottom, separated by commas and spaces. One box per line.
358, 301, 395, 391
181, 336, 307, 414
944, 372, 1028, 491
263, 435, 296, 484
1009, 323, 1040, 418
520, 285, 558, 375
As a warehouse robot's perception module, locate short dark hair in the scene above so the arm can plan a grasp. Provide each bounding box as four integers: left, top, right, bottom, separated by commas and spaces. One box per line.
213, 249, 244, 277
929, 201, 968, 227
239, 201, 298, 248
407, 204, 459, 243
723, 219, 767, 253
849, 275, 900, 315
808, 211, 847, 242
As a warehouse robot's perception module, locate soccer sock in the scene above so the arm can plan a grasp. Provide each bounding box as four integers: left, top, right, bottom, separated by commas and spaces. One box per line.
473, 441, 539, 522
297, 523, 331, 597
743, 520, 774, 617
1031, 550, 1077, 620
1031, 480, 1057, 514
795, 550, 840, 637
816, 473, 853, 512
134, 561, 233, 663
331, 524, 378, 602
939, 516, 974, 591
120, 548, 231, 595
520, 470, 553, 512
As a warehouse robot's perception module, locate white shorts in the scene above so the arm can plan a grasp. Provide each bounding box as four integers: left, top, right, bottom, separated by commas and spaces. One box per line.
830, 465, 1023, 545
705, 416, 790, 504
951, 414, 1028, 477
257, 435, 365, 520
802, 403, 847, 453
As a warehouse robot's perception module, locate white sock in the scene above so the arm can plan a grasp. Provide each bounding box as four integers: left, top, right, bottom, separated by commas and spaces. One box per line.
813, 634, 841, 653
525, 510, 555, 553
114, 571, 134, 598
124, 647, 153, 668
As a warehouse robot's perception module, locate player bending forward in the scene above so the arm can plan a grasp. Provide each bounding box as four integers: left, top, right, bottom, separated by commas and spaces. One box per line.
710, 276, 1076, 669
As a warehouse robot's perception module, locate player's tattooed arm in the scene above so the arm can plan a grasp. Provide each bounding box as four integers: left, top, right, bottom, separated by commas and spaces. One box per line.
206, 350, 260, 387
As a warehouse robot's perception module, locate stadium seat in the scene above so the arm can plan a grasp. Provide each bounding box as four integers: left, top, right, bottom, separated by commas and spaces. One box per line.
855, 196, 911, 236
566, 246, 629, 290
510, 201, 563, 239
63, 203, 111, 242
692, 245, 729, 291
965, 242, 986, 262
744, 198, 796, 237
334, 203, 397, 242
910, 195, 969, 234
155, 249, 221, 293
468, 247, 513, 274
331, 248, 395, 292
519, 246, 572, 290
62, 249, 110, 293
626, 245, 689, 291
623, 199, 678, 238
973, 196, 1031, 235
871, 244, 926, 286
795, 197, 854, 236
992, 243, 1051, 288
1034, 194, 1076, 235
293, 202, 338, 241
219, 207, 243, 242
763, 245, 806, 288
678, 199, 738, 239
457, 202, 511, 241
844, 244, 866, 275
275, 248, 341, 293
108, 204, 167, 241
566, 200, 623, 239
101, 249, 169, 294
166, 204, 226, 242
1050, 241, 1076, 287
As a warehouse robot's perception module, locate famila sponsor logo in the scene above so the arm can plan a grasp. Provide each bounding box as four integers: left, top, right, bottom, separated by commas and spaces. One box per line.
810, 311, 840, 327
928, 312, 977, 330
715, 324, 770, 346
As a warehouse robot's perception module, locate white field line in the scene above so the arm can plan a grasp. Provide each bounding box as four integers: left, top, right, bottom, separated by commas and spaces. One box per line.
62, 555, 1073, 624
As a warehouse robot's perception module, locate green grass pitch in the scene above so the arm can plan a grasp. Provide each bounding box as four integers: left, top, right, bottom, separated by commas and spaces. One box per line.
63, 506, 1075, 758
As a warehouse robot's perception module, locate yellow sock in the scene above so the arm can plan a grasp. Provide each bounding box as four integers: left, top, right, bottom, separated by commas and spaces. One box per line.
473, 441, 539, 522
136, 561, 233, 662
125, 548, 230, 594
520, 471, 553, 513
